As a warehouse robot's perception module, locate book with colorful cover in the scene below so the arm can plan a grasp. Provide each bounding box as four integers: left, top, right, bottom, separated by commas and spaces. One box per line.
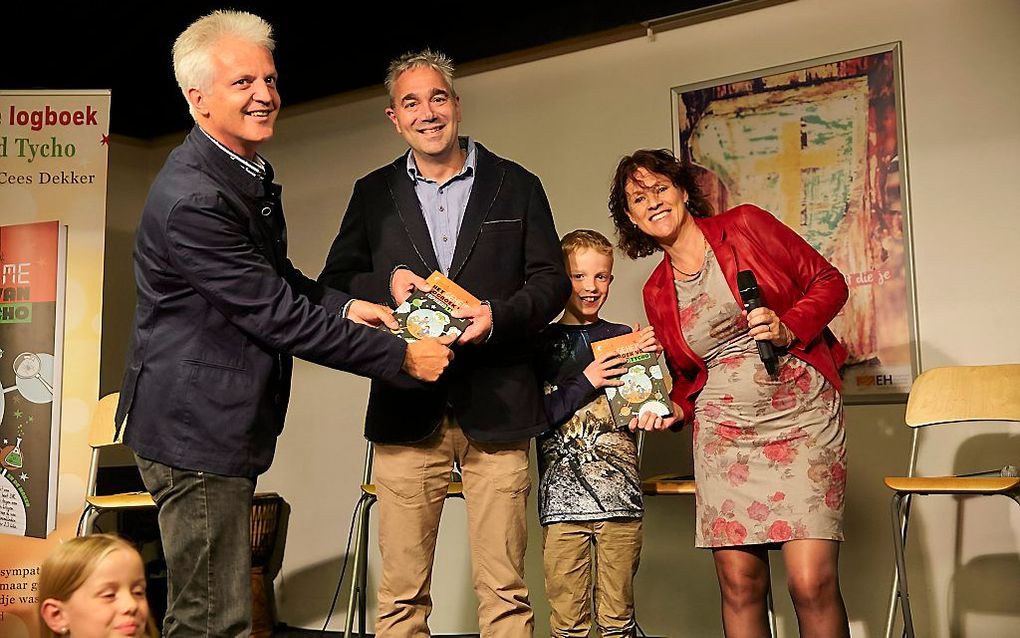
0, 221, 67, 538
385, 271, 481, 343
591, 331, 672, 428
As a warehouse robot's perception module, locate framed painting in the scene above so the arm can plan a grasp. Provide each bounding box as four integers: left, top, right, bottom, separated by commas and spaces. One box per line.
672, 43, 917, 403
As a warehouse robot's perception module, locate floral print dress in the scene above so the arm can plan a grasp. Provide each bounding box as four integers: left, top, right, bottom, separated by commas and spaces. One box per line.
675, 248, 846, 548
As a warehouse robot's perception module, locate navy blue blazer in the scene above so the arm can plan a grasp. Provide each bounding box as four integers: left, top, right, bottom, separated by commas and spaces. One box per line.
319, 143, 570, 444
117, 127, 406, 478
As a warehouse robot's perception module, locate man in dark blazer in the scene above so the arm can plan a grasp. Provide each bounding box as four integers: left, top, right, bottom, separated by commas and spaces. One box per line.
319, 50, 569, 637
116, 14, 453, 637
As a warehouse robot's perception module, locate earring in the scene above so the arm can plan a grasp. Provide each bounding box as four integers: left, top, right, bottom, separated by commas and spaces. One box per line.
60, 628, 69, 635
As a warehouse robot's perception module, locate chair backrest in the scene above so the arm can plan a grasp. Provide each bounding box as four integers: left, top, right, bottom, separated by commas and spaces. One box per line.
88, 392, 122, 448
905, 364, 1020, 428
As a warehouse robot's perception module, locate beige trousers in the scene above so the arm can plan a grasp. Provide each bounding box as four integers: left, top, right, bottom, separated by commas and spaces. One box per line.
543, 519, 643, 637
374, 418, 534, 637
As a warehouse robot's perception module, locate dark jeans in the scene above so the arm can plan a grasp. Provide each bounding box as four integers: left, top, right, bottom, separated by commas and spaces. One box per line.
136, 454, 254, 638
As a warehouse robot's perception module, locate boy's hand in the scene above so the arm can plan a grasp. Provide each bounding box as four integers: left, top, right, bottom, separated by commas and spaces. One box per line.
632, 322, 662, 353
583, 352, 627, 389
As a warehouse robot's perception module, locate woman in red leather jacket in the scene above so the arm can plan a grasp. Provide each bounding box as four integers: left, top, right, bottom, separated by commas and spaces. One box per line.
610, 149, 850, 637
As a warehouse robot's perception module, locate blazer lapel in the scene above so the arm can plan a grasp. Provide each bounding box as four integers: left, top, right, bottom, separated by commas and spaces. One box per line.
448, 144, 504, 280
385, 161, 440, 273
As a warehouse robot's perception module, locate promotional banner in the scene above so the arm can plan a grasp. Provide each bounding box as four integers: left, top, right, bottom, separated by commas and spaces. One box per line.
0, 90, 109, 637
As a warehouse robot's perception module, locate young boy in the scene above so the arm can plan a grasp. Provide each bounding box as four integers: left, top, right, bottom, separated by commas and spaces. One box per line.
535, 229, 651, 637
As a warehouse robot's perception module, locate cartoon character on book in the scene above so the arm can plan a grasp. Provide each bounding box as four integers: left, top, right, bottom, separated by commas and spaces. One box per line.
1, 348, 56, 470
618, 366, 652, 403
1, 349, 56, 406
405, 308, 447, 339
610, 363, 671, 421
0, 348, 52, 534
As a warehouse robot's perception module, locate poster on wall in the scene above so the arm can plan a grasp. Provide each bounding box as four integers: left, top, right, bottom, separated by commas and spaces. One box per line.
0, 221, 67, 539
0, 90, 109, 636
672, 42, 917, 403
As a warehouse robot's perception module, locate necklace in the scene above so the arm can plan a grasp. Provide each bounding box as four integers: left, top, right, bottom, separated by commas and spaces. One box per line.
671, 262, 701, 277
670, 238, 708, 278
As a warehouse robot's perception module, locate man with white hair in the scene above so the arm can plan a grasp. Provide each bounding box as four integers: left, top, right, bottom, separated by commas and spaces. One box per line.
116, 12, 453, 636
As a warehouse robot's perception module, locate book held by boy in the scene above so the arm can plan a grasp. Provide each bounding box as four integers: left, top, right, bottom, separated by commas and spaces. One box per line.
591, 331, 672, 428
385, 271, 481, 343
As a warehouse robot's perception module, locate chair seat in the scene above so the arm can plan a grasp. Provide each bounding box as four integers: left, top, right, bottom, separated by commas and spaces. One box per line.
86, 492, 156, 509
361, 482, 464, 497
642, 473, 696, 496
884, 475, 1020, 494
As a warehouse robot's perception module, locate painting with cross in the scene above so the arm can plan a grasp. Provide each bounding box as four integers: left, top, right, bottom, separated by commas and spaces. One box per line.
672, 43, 916, 403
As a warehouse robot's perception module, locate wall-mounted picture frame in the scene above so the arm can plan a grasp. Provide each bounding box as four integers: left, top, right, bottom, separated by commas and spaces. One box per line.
672, 42, 918, 403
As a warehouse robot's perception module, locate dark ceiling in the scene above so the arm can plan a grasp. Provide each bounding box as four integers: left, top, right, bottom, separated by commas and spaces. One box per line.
4, 1, 734, 139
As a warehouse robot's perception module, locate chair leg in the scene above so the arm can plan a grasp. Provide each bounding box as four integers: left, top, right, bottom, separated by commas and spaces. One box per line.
890, 493, 915, 638
357, 497, 375, 637
344, 496, 371, 638
885, 492, 914, 638
766, 584, 777, 638
883, 568, 901, 638
77, 506, 97, 537
884, 490, 906, 638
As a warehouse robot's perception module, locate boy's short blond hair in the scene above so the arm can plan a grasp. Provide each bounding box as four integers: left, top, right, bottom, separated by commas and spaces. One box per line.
560, 229, 614, 260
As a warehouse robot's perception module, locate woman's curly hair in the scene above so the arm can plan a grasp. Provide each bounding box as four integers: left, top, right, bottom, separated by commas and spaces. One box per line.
608, 149, 713, 259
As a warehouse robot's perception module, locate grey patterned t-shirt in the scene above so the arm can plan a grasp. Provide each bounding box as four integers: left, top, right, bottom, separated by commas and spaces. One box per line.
535, 320, 644, 525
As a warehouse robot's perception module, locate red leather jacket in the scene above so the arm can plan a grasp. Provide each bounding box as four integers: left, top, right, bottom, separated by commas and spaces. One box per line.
643, 204, 849, 424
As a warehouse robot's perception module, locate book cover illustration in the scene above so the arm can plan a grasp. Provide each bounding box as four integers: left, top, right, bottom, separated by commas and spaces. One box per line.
591, 331, 672, 428
385, 271, 481, 343
0, 221, 66, 539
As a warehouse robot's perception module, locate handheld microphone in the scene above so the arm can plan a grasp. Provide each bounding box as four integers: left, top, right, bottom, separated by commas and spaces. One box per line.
737, 270, 778, 377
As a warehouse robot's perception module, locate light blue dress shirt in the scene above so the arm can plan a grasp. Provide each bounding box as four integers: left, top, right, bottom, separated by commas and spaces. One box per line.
405, 137, 477, 275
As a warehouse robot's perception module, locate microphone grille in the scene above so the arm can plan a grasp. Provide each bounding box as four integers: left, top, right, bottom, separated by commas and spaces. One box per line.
736, 270, 757, 290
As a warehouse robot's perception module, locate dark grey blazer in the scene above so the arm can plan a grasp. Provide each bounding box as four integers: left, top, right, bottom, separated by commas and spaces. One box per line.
319, 142, 570, 444
117, 126, 406, 478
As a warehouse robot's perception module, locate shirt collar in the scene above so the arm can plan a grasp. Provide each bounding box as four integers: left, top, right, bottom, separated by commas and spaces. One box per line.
198, 126, 267, 181
406, 136, 476, 184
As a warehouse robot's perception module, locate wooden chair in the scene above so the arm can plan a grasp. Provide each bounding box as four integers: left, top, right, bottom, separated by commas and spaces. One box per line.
883, 364, 1020, 638
638, 433, 778, 637
78, 392, 155, 536
342, 441, 464, 638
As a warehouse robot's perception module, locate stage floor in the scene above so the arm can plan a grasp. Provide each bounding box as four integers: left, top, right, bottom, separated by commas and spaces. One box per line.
273, 628, 480, 637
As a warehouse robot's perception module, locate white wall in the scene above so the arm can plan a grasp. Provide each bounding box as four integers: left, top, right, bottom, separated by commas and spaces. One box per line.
105, 0, 1020, 635
102, 137, 157, 396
